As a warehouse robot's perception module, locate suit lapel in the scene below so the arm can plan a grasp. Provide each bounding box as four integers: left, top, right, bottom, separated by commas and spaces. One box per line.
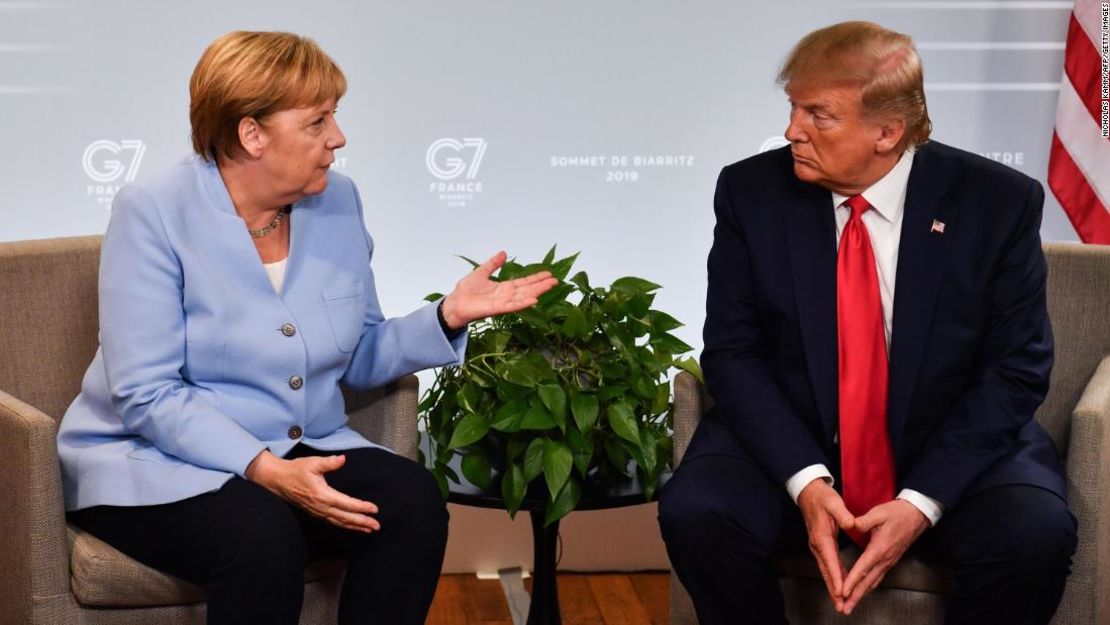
787, 178, 840, 446
887, 143, 961, 454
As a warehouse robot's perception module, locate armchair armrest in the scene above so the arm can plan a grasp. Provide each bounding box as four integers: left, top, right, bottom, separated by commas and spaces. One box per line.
0, 390, 71, 624
341, 374, 420, 462
1059, 356, 1110, 625
673, 372, 712, 466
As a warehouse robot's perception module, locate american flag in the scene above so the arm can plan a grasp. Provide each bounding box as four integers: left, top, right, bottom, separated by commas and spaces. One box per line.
1047, 0, 1110, 244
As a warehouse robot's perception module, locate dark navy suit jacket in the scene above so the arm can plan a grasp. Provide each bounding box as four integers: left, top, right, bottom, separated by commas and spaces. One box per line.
687, 141, 1066, 509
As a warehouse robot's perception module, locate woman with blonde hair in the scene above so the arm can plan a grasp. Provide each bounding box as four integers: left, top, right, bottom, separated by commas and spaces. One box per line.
57, 31, 556, 624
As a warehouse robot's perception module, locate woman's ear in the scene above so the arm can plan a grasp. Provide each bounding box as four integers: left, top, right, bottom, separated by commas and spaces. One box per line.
237, 117, 266, 158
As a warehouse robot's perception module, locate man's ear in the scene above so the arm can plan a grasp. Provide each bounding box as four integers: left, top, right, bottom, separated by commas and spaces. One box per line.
237, 117, 266, 158
875, 116, 907, 154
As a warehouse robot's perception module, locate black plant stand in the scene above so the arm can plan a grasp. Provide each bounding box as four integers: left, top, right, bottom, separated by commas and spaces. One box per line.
423, 439, 668, 625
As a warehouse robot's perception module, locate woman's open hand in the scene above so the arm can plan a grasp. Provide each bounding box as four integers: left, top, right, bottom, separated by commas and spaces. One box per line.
439, 251, 559, 329
246, 450, 380, 533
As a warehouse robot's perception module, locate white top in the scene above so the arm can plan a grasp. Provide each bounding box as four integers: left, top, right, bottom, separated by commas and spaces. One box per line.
784, 149, 945, 526
263, 257, 288, 294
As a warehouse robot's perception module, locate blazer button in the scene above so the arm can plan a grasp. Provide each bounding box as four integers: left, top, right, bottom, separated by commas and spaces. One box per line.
289, 375, 304, 390
288, 425, 303, 439
281, 323, 297, 337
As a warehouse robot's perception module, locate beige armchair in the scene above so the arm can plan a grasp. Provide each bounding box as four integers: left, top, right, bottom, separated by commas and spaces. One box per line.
0, 235, 422, 624
669, 242, 1110, 625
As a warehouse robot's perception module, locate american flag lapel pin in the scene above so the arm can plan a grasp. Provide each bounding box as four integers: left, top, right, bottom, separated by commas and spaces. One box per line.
930, 219, 946, 234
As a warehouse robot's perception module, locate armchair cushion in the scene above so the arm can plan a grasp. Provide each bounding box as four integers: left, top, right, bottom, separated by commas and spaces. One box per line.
69, 525, 345, 608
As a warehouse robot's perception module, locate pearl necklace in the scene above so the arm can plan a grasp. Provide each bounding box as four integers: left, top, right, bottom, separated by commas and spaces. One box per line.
248, 206, 291, 239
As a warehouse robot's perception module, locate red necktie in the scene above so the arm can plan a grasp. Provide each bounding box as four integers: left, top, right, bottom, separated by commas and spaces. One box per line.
837, 194, 895, 546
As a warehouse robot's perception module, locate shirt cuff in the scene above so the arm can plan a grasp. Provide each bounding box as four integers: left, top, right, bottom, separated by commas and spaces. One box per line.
897, 488, 945, 526
436, 299, 467, 340
785, 464, 834, 504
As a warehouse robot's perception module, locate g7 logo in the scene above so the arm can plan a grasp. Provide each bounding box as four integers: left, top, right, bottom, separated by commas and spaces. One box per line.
83, 140, 146, 183
425, 138, 487, 181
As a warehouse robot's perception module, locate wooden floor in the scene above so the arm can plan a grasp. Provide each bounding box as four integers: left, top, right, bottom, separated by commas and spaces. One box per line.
427, 572, 670, 625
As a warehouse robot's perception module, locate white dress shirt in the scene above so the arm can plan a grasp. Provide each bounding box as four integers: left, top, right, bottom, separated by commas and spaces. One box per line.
263, 256, 288, 294
784, 149, 945, 526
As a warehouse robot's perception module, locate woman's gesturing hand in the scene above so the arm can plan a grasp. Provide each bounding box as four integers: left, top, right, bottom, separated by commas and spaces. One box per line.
439, 251, 559, 330
245, 450, 380, 533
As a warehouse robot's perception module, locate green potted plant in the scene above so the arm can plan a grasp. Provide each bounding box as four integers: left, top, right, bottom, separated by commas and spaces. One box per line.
419, 246, 702, 526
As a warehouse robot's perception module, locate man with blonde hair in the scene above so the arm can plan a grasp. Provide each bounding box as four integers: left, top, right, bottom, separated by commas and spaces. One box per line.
659, 21, 1076, 624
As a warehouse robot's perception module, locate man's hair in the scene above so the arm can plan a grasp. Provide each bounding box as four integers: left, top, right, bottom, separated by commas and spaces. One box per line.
777, 21, 932, 150
189, 31, 347, 162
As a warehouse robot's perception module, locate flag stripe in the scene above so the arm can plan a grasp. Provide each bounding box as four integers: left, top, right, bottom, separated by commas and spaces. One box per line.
1062, 13, 1106, 131
1049, 132, 1110, 244
1073, 0, 1104, 45
1048, 2, 1110, 244
1055, 76, 1110, 201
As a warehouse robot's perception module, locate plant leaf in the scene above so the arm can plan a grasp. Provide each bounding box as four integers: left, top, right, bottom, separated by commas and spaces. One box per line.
439, 461, 461, 484
627, 294, 650, 318
490, 399, 526, 432
651, 381, 670, 415
646, 310, 683, 332
549, 252, 579, 281
569, 271, 591, 291
498, 261, 525, 281
520, 403, 557, 430
424, 292, 445, 303
522, 351, 556, 380
565, 423, 595, 476
674, 356, 705, 383
523, 437, 546, 482
561, 306, 589, 339
500, 462, 526, 518
570, 393, 599, 432
638, 427, 657, 474
633, 374, 656, 400
456, 383, 480, 415
538, 384, 567, 431
430, 468, 449, 498
488, 330, 512, 354
543, 440, 573, 501
461, 449, 493, 490
604, 437, 630, 476
542, 245, 557, 265
607, 402, 641, 445
457, 255, 481, 269
447, 413, 489, 449
544, 476, 582, 526
611, 276, 661, 296
596, 384, 629, 403
650, 333, 694, 354
538, 282, 575, 307
498, 358, 541, 388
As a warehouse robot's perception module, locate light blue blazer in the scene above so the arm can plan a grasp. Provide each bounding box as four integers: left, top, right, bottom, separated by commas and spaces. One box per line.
57, 156, 466, 511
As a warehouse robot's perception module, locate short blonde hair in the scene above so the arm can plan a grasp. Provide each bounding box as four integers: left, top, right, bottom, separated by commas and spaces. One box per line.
189, 31, 347, 161
778, 21, 932, 150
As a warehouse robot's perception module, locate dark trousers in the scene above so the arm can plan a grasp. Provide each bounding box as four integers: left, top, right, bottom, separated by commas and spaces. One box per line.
658, 452, 1078, 625
68, 445, 449, 625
